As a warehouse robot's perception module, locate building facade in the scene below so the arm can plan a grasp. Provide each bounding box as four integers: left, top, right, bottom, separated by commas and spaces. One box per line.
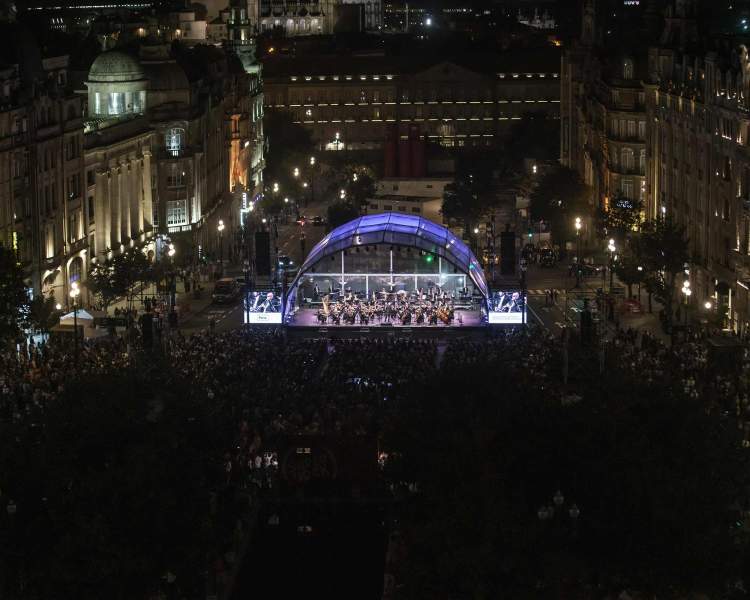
0, 23, 87, 307
562, 0, 750, 335
0, 20, 264, 309
264, 47, 560, 150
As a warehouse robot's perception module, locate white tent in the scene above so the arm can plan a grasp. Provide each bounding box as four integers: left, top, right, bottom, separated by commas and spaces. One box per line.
59, 309, 96, 323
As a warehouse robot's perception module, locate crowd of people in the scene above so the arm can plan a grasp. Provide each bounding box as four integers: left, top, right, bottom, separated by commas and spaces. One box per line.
4, 321, 750, 596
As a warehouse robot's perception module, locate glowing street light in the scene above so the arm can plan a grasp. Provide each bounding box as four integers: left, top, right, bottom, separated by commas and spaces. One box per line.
575, 217, 582, 231
272, 182, 279, 193
167, 243, 176, 258
309, 156, 316, 166
704, 301, 713, 310
293, 167, 300, 178
284, 197, 289, 203
69, 281, 81, 366
217, 219, 225, 274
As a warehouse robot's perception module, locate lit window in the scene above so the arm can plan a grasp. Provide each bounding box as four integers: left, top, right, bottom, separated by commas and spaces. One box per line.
166, 127, 184, 157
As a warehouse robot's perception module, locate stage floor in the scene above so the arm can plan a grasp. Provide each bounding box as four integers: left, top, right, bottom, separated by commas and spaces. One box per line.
288, 308, 485, 328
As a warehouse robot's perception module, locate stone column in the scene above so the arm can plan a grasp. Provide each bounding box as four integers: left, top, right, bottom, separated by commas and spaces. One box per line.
94, 170, 108, 259
122, 160, 132, 244
142, 149, 153, 232
111, 162, 121, 248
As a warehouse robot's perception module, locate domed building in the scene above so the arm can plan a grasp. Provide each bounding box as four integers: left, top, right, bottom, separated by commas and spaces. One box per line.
86, 50, 148, 117
81, 35, 264, 285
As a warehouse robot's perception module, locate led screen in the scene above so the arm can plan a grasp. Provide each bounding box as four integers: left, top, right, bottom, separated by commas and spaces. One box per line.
245, 290, 282, 324
488, 290, 526, 324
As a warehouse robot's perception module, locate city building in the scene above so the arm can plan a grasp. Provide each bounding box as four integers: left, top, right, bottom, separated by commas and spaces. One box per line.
0, 22, 87, 306
0, 7, 264, 308
561, 0, 750, 334
264, 45, 560, 151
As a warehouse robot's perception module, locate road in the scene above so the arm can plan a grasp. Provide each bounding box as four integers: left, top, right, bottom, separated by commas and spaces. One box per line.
525, 263, 607, 333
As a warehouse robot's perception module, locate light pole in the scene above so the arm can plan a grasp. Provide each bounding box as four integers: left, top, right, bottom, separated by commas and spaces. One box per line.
681, 278, 692, 326
217, 219, 225, 277
607, 238, 616, 292
309, 156, 316, 204
69, 281, 80, 367
167, 243, 176, 312
574, 217, 582, 288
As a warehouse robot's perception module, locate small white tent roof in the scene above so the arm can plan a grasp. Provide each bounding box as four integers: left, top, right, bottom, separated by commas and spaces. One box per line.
60, 309, 96, 322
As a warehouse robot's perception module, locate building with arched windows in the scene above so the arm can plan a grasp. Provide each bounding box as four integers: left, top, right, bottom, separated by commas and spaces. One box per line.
79, 38, 264, 293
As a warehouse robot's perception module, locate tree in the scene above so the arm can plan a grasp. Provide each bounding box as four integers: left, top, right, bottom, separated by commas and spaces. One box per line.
345, 166, 376, 209
0, 245, 29, 344
28, 294, 59, 336
529, 166, 590, 243
112, 247, 152, 311
613, 251, 644, 299
597, 193, 643, 242
87, 258, 119, 313
326, 200, 360, 229
639, 217, 690, 329
442, 179, 486, 236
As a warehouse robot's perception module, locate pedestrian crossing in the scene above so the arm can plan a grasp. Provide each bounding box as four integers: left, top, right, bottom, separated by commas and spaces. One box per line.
527, 289, 561, 296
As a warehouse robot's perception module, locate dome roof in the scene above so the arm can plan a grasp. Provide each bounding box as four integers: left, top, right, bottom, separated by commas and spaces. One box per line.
88, 51, 146, 83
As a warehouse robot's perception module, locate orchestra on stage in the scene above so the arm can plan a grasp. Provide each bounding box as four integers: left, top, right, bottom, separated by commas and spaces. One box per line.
316, 289, 460, 326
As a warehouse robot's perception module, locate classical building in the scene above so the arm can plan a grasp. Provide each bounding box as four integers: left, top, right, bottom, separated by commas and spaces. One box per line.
562, 0, 750, 335
82, 38, 264, 277
643, 3, 750, 333
0, 9, 264, 309
560, 0, 658, 211
264, 46, 560, 150
0, 22, 86, 306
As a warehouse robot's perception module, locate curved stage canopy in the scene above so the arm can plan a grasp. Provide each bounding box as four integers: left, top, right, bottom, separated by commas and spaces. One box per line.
284, 213, 488, 319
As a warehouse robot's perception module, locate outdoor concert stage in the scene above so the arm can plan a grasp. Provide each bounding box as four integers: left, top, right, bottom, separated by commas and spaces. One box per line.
247, 214, 526, 337
285, 308, 487, 339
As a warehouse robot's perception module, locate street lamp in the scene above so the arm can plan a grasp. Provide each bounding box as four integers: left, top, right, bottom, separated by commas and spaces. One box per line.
217, 219, 225, 276
69, 281, 80, 367
681, 279, 692, 325
272, 182, 279, 194
339, 188, 346, 200
607, 238, 616, 292
704, 300, 712, 310
574, 217, 582, 288
167, 244, 176, 311
308, 156, 316, 205
293, 167, 300, 178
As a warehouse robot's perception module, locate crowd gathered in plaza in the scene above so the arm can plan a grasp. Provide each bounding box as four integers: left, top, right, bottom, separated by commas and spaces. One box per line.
3, 322, 750, 454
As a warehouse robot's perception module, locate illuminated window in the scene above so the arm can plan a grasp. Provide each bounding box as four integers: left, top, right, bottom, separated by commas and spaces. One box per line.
167, 199, 188, 226
166, 127, 184, 157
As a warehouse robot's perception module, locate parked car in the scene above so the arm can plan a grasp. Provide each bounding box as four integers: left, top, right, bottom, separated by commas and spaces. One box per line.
212, 278, 239, 304
312, 215, 325, 226
539, 248, 556, 267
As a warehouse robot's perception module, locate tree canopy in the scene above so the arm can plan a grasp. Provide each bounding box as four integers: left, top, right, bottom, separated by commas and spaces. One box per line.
0, 245, 29, 345
529, 166, 590, 242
